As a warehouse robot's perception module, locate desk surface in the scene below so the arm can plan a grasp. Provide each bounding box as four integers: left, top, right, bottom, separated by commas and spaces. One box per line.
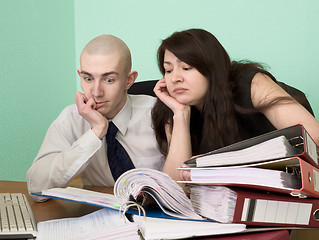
1, 180, 319, 240
0, 180, 110, 223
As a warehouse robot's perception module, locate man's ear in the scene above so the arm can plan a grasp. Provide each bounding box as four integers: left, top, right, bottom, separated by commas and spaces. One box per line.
77, 69, 81, 77
125, 71, 138, 90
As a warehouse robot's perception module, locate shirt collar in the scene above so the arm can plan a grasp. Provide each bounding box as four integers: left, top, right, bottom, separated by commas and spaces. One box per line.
111, 96, 132, 135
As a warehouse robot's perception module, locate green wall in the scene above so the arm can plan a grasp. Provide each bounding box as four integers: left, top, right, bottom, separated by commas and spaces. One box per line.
74, 0, 319, 118
1, 0, 318, 181
0, 0, 75, 181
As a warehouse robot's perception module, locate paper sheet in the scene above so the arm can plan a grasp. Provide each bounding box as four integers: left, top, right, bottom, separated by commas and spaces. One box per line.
133, 215, 246, 240
36, 208, 140, 240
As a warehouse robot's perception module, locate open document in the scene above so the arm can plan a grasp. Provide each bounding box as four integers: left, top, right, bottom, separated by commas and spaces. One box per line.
133, 215, 245, 240
36, 168, 203, 220
36, 208, 139, 240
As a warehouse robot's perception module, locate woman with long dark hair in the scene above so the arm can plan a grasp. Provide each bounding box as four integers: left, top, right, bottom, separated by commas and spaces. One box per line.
152, 28, 319, 181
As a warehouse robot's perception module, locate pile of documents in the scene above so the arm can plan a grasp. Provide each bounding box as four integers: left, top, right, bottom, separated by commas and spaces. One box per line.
34, 124, 319, 239
36, 208, 140, 240
35, 169, 247, 239
178, 124, 319, 228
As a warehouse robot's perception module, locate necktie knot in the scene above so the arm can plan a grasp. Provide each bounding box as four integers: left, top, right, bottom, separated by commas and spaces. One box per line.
106, 122, 118, 141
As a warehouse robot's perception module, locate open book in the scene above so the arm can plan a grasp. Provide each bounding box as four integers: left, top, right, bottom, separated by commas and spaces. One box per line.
34, 168, 202, 220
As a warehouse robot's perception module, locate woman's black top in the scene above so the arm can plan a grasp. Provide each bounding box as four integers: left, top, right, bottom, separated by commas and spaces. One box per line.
234, 69, 314, 141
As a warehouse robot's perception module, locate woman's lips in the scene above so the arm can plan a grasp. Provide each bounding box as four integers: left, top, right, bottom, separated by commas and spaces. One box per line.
173, 88, 187, 94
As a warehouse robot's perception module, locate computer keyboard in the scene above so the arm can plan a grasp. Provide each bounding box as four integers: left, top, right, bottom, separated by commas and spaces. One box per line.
0, 193, 37, 239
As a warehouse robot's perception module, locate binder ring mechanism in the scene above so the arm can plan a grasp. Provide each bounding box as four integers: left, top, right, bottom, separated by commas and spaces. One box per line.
119, 200, 146, 223
290, 192, 307, 198
313, 209, 319, 221
288, 136, 304, 148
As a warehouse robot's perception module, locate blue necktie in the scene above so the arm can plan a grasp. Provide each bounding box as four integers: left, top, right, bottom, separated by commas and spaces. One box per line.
106, 122, 135, 181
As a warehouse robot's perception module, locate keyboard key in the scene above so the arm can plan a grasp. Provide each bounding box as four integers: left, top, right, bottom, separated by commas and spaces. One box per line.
0, 193, 36, 238
0, 205, 9, 232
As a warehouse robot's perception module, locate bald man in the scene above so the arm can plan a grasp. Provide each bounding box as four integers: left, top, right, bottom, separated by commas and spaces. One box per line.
27, 35, 164, 202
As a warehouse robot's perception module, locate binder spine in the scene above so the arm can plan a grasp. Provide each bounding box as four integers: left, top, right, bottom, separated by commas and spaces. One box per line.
234, 193, 319, 228
303, 129, 319, 166
288, 133, 318, 168
292, 159, 319, 198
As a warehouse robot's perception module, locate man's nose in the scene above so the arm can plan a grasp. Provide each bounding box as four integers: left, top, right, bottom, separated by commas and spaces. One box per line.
92, 81, 103, 97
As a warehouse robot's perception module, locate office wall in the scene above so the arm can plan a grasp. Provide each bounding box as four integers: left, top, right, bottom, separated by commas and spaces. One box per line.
1, 0, 318, 181
0, 0, 75, 181
74, 0, 319, 118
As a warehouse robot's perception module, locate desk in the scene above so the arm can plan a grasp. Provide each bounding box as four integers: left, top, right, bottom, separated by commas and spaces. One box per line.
0, 180, 110, 223
1, 180, 319, 240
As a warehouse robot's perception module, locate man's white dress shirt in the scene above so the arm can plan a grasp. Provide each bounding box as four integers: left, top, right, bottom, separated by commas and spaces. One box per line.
27, 95, 164, 201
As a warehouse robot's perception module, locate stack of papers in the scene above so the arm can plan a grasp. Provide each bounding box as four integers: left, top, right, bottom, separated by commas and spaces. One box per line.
114, 168, 202, 220
182, 167, 301, 191
133, 215, 245, 240
36, 208, 139, 240
40, 168, 202, 220
190, 185, 238, 223
187, 135, 295, 167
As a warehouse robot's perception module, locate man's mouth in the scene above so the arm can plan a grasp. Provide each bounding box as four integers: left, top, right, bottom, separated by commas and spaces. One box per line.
96, 101, 107, 109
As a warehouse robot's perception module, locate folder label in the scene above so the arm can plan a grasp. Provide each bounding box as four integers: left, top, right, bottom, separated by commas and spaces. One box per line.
313, 169, 319, 192
305, 131, 318, 165
241, 198, 312, 225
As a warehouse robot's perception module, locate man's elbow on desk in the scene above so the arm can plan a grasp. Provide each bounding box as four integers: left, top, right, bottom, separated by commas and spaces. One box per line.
30, 194, 49, 203
26, 171, 50, 202
27, 180, 49, 202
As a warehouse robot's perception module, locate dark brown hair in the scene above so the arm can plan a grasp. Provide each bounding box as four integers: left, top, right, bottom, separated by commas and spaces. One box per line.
152, 28, 294, 156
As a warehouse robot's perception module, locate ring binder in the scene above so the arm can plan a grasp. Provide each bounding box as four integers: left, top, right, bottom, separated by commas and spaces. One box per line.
119, 201, 146, 222
184, 124, 319, 168
288, 135, 304, 148
180, 157, 319, 199
189, 185, 319, 227
34, 168, 203, 221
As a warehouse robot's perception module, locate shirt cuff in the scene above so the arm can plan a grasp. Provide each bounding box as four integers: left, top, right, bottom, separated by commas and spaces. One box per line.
76, 128, 103, 152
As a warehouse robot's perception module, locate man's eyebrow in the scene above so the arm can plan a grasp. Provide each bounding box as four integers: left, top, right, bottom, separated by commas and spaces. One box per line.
101, 71, 119, 77
79, 71, 119, 76
80, 71, 92, 76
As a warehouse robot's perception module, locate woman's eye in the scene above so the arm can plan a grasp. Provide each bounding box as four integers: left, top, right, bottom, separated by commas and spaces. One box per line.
164, 69, 172, 74
183, 66, 192, 71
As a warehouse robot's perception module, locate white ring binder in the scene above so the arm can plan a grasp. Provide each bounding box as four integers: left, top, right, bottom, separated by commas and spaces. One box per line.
119, 201, 146, 222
